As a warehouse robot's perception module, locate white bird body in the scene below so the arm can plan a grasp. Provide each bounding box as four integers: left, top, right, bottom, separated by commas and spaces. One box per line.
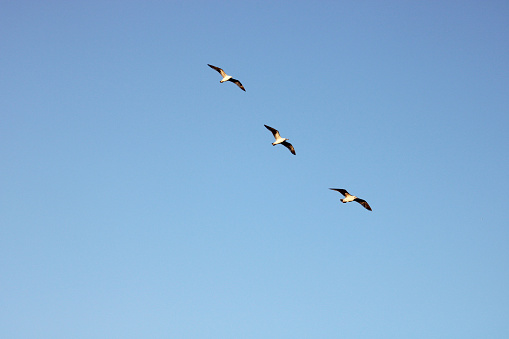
220, 75, 233, 83
341, 194, 357, 203
272, 136, 287, 146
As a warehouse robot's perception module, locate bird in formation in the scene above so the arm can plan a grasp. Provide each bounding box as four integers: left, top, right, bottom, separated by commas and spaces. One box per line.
264, 124, 296, 155
207, 64, 246, 91
329, 188, 372, 211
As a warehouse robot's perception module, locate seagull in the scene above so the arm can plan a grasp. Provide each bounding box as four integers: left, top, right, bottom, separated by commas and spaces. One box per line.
207, 64, 245, 91
329, 188, 372, 211
264, 124, 296, 155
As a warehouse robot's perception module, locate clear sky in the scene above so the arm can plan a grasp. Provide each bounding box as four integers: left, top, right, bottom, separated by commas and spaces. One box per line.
1, 1, 508, 338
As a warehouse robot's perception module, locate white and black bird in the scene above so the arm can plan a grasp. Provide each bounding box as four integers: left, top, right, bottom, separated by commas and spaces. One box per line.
264, 124, 296, 155
207, 64, 245, 91
329, 188, 372, 211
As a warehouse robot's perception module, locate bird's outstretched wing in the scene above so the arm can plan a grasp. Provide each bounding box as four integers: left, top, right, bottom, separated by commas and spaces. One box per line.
282, 141, 296, 155
207, 64, 226, 77
264, 125, 281, 139
329, 188, 350, 197
229, 78, 245, 91
355, 198, 372, 211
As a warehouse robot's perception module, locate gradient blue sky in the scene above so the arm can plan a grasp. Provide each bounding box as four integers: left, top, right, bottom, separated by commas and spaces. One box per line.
1, 1, 508, 338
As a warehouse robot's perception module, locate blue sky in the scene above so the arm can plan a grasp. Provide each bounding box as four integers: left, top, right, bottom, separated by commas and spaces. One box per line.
1, 1, 508, 338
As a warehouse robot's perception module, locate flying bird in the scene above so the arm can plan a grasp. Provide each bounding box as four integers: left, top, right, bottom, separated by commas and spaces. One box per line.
329, 188, 372, 211
264, 124, 296, 155
207, 64, 245, 91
